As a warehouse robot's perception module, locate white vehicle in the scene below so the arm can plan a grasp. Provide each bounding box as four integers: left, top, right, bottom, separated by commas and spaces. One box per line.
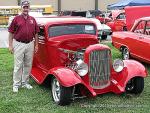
90, 18, 112, 40
70, 11, 112, 40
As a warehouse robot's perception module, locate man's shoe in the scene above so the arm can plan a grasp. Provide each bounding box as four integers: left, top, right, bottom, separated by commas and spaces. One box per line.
13, 87, 18, 93
22, 84, 33, 89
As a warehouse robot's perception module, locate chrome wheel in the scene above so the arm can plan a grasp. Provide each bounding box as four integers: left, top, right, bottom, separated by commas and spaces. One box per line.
122, 48, 130, 60
51, 77, 74, 105
52, 78, 60, 102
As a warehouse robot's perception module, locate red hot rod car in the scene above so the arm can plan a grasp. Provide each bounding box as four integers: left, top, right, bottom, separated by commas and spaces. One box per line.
112, 17, 150, 63
31, 17, 147, 105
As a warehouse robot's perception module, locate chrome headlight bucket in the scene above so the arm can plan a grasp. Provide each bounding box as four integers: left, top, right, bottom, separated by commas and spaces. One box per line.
75, 59, 88, 77
113, 59, 124, 72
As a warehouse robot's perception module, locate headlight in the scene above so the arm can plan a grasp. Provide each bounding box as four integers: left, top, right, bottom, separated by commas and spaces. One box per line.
113, 59, 124, 72
75, 59, 88, 77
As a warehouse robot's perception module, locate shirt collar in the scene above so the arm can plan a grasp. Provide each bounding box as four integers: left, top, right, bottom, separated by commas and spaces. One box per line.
21, 13, 29, 19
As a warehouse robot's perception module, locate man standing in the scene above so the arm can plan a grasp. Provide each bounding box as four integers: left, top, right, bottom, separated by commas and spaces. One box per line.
8, 1, 39, 92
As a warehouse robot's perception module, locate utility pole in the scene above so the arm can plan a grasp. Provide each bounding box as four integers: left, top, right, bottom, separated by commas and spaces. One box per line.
95, 0, 98, 10
58, 0, 61, 14
17, 0, 21, 6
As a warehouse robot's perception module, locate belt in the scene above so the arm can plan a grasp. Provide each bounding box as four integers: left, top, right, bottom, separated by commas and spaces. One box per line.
15, 39, 33, 44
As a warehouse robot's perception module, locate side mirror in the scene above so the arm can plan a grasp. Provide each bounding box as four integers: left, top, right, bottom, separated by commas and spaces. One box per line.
38, 26, 45, 38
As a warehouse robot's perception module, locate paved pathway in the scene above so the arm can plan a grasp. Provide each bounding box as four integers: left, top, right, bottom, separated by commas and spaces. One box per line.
0, 28, 9, 48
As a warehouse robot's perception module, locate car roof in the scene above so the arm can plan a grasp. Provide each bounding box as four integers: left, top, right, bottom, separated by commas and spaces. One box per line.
35, 16, 96, 26
130, 16, 150, 31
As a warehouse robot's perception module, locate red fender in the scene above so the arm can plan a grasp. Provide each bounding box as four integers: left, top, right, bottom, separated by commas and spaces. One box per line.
48, 67, 97, 96
111, 60, 148, 94
48, 67, 82, 87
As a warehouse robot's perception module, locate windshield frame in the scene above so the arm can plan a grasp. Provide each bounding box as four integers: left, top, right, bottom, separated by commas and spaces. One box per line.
48, 23, 97, 38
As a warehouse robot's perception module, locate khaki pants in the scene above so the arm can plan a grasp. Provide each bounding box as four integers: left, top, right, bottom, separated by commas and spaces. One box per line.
13, 39, 34, 87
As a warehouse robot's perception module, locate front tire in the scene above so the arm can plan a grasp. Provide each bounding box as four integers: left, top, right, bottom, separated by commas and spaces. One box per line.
125, 77, 144, 94
51, 77, 73, 106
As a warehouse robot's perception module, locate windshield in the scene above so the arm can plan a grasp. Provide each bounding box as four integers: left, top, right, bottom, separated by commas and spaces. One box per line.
48, 24, 96, 37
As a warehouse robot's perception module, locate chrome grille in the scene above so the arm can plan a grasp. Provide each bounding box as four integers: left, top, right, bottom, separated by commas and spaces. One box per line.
89, 50, 111, 89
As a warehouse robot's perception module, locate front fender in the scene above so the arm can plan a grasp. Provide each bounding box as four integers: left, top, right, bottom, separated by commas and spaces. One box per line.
112, 60, 148, 93
48, 67, 97, 96
48, 67, 82, 87
123, 60, 148, 78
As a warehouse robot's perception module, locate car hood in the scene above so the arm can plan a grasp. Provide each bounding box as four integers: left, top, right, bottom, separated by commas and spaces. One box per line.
125, 6, 150, 30
111, 10, 125, 19
49, 34, 99, 50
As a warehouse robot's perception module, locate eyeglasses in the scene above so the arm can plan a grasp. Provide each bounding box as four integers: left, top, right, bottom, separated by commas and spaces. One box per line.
22, 6, 29, 9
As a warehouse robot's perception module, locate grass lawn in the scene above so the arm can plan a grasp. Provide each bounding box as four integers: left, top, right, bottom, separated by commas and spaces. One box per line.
0, 43, 150, 113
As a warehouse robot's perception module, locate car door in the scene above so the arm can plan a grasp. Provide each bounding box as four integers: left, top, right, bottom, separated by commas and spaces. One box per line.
114, 13, 126, 31
131, 20, 150, 62
140, 20, 150, 62
35, 26, 50, 71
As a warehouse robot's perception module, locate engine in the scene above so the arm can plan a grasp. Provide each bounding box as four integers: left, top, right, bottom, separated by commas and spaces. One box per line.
58, 48, 88, 76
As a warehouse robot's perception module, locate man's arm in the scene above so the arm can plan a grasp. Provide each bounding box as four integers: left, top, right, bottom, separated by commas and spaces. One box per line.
8, 32, 14, 54
34, 33, 38, 53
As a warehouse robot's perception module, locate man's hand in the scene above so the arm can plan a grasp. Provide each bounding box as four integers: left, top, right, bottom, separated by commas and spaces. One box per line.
9, 46, 14, 54
34, 44, 38, 53
8, 33, 14, 54
34, 33, 38, 53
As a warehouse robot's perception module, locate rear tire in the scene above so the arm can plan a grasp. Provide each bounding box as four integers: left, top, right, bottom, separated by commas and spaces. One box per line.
122, 47, 130, 60
125, 77, 144, 94
51, 77, 73, 106
123, 26, 127, 31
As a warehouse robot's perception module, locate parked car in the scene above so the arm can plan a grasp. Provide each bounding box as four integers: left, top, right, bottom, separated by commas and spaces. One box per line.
107, 6, 150, 32
59, 10, 73, 16
90, 18, 112, 40
112, 16, 150, 63
106, 10, 127, 32
70, 10, 112, 40
31, 17, 147, 106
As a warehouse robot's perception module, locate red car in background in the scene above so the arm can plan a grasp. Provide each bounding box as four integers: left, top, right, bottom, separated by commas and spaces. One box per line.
106, 10, 127, 32
112, 17, 150, 63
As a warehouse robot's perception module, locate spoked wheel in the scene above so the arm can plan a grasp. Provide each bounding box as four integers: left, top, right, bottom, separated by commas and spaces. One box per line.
122, 47, 130, 60
125, 77, 144, 94
51, 77, 73, 106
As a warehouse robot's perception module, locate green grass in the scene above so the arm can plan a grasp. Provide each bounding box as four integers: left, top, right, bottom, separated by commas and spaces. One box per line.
0, 44, 150, 113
